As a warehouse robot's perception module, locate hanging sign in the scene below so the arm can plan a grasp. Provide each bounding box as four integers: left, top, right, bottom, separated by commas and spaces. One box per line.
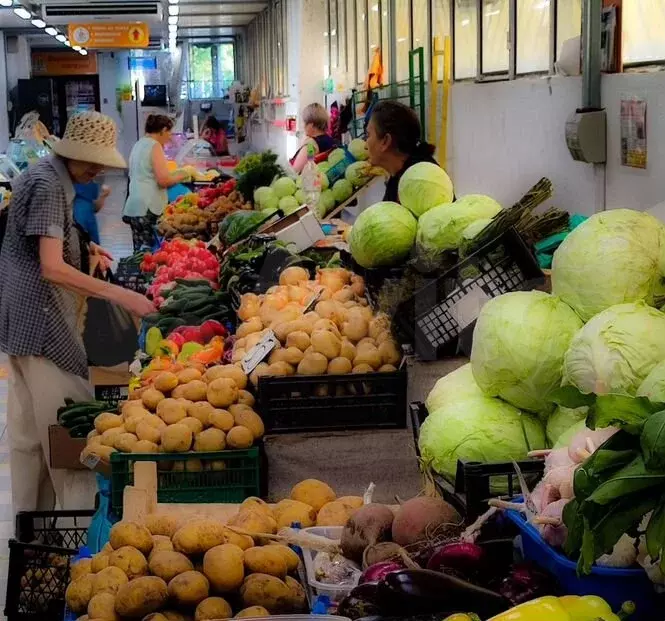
32, 51, 98, 76
68, 23, 150, 49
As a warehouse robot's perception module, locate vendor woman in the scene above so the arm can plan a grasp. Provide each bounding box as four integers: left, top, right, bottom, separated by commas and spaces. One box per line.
366, 100, 439, 203
290, 103, 336, 173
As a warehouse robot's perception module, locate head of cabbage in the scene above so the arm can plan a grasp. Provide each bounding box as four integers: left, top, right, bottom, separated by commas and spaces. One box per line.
349, 201, 417, 268
398, 162, 454, 218
471, 291, 583, 413
419, 395, 546, 490
315, 189, 337, 219
637, 359, 665, 403
345, 161, 371, 188
551, 209, 665, 321
348, 138, 369, 161
328, 148, 347, 166
546, 405, 588, 446
563, 301, 665, 395
425, 363, 485, 413
332, 178, 354, 203
272, 176, 297, 199
254, 186, 275, 208
294, 189, 306, 205
279, 196, 300, 215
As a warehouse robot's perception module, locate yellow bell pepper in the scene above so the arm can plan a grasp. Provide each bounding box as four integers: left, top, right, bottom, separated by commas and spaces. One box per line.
488, 596, 570, 620
559, 595, 616, 620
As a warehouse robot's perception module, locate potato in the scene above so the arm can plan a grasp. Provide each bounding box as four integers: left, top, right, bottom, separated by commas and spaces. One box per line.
173, 519, 227, 556
205, 460, 227, 472
173, 458, 203, 472
316, 500, 355, 526
240, 573, 292, 613
235, 606, 271, 618
180, 416, 204, 434
151, 535, 174, 555
109, 546, 148, 579
369, 314, 391, 340
187, 401, 214, 426
159, 612, 189, 621
115, 576, 168, 618
240, 497, 272, 518
227, 426, 254, 449
224, 529, 255, 551
207, 377, 239, 408
155, 398, 187, 425
122, 402, 150, 418
231, 409, 265, 440
273, 499, 316, 529
237, 316, 263, 339
177, 367, 203, 384
354, 343, 382, 369
100, 427, 125, 447
297, 352, 328, 375
71, 558, 93, 581
270, 347, 303, 366
65, 574, 95, 614
154, 372, 179, 393
193, 428, 226, 452
195, 596, 233, 621
291, 479, 336, 512
340, 339, 356, 361
110, 522, 153, 556
379, 364, 398, 373
202, 543, 245, 592
249, 362, 271, 387
238, 292, 261, 320
232, 348, 247, 364
208, 409, 235, 432
266, 361, 292, 377
170, 384, 187, 399
161, 424, 193, 453
353, 363, 374, 374
141, 388, 166, 411
268, 544, 300, 573
124, 411, 148, 434
285, 575, 307, 611
112, 432, 138, 453
168, 570, 209, 607
286, 331, 311, 351
132, 440, 159, 453
181, 380, 208, 402
279, 266, 309, 286
204, 365, 248, 389
92, 566, 128, 596
81, 443, 116, 464
87, 430, 103, 446
328, 357, 352, 375
379, 340, 401, 366
342, 316, 369, 342
310, 330, 341, 360
357, 337, 376, 347
228, 510, 277, 535
87, 592, 118, 620
244, 546, 287, 578
95, 413, 123, 434
136, 416, 166, 443
273, 320, 310, 342
237, 390, 256, 407
339, 496, 365, 510
91, 552, 111, 573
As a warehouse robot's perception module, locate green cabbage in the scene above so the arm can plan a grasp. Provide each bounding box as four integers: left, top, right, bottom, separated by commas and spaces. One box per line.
349, 202, 417, 268
554, 419, 587, 449
279, 196, 300, 215
316, 190, 336, 218
563, 301, 665, 395
398, 162, 454, 218
317, 161, 332, 174
546, 406, 588, 446
272, 176, 297, 198
425, 363, 485, 413
419, 395, 546, 488
471, 291, 583, 413
455, 194, 502, 213
328, 148, 346, 166
262, 193, 279, 212
332, 178, 353, 203
637, 360, 665, 403
294, 189, 306, 205
551, 209, 665, 321
462, 218, 493, 241
253, 186, 275, 207
345, 161, 371, 188
348, 138, 369, 161
416, 199, 503, 263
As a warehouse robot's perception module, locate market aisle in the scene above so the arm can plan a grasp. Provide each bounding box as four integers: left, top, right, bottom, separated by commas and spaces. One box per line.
98, 173, 132, 260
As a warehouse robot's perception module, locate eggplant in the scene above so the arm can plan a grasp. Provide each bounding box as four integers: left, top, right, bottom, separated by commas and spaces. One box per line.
338, 583, 386, 620
377, 569, 511, 618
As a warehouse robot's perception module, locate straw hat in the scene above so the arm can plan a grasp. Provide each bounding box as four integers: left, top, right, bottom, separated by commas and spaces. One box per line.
53, 111, 126, 169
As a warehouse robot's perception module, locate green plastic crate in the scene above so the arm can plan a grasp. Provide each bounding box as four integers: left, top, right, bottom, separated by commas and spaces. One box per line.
110, 448, 261, 516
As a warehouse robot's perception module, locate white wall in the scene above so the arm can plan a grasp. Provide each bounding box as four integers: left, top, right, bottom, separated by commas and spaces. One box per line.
5, 35, 31, 94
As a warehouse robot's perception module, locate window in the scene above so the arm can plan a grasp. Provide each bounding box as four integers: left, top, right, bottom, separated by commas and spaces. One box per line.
482, 0, 509, 75
368, 1, 380, 58
454, 0, 477, 79
356, 0, 368, 82
517, 0, 550, 74
412, 0, 429, 76
330, 0, 339, 71
432, 0, 450, 82
557, 0, 581, 59
381, 0, 390, 83
623, 0, 665, 65
346, 0, 356, 82
395, 0, 410, 82
338, 0, 347, 73
188, 43, 235, 99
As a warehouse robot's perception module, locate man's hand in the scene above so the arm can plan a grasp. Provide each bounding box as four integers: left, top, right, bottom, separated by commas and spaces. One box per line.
116, 289, 156, 318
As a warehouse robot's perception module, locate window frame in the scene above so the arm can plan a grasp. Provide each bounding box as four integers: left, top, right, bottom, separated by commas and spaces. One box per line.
187, 41, 237, 100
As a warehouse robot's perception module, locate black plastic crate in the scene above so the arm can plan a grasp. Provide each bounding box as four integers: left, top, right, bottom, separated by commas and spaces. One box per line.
410, 402, 544, 520
396, 229, 544, 360
340, 250, 407, 307
114, 262, 148, 294
258, 369, 408, 433
15, 510, 94, 549
5, 541, 77, 621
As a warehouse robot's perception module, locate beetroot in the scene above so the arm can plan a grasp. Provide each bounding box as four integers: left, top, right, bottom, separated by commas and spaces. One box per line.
341, 503, 394, 564
426, 542, 486, 582
391, 496, 461, 546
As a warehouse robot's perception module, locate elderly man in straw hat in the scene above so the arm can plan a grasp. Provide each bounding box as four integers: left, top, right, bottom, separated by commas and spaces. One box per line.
0, 111, 155, 513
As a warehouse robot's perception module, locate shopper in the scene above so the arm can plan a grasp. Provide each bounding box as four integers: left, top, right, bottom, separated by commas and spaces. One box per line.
123, 114, 192, 251
201, 116, 230, 156
73, 181, 110, 245
0, 111, 155, 513
290, 103, 337, 173
366, 100, 439, 203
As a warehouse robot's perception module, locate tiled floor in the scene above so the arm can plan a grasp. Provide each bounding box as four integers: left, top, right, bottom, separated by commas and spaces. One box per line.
0, 173, 131, 614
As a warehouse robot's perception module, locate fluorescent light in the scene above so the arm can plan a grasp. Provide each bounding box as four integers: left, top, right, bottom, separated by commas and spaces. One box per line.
330, 29, 336, 36
64, 40, 71, 47
80, 49, 88, 55
168, 24, 177, 33
73, 45, 81, 51
0, 0, 13, 7
397, 37, 406, 43
168, 5, 179, 15
461, 18, 470, 26
31, 18, 46, 28
45, 27, 58, 36
55, 34, 66, 42
13, 7, 32, 20
168, 15, 178, 25
168, 0, 179, 3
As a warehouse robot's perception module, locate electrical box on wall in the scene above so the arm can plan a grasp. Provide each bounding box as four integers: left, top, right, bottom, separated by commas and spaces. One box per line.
565, 109, 607, 163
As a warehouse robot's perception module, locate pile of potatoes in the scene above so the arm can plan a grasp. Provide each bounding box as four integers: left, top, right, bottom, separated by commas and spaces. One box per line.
232, 266, 402, 385
65, 514, 306, 621
81, 364, 264, 465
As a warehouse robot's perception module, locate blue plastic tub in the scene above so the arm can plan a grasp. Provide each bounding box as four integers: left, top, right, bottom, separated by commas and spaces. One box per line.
506, 509, 660, 619
325, 148, 356, 186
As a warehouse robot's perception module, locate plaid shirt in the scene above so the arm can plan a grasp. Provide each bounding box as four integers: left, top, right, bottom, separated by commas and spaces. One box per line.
0, 155, 88, 378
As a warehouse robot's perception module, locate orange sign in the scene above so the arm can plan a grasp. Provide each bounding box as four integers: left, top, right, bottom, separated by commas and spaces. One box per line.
32, 51, 98, 76
68, 22, 149, 49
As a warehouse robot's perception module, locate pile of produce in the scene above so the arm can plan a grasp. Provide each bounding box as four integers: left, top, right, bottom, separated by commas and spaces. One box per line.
235, 151, 284, 204
144, 318, 230, 365
57, 398, 119, 439
232, 266, 402, 383
81, 362, 264, 463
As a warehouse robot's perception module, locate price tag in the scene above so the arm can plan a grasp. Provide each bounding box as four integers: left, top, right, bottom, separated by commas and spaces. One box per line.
304, 290, 322, 313
80, 452, 101, 470
242, 330, 279, 375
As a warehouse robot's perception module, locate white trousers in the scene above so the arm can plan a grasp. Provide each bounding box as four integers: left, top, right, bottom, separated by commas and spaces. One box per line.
8, 355, 96, 513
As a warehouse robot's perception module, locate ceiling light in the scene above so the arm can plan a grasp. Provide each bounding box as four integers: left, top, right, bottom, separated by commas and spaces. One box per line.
73, 45, 81, 51
461, 18, 470, 26
168, 0, 179, 4
169, 24, 177, 32
31, 18, 46, 28
168, 5, 179, 16
80, 49, 88, 56
45, 26, 58, 36
56, 34, 66, 42
0, 0, 13, 7
168, 15, 177, 25
64, 40, 71, 47
13, 7, 32, 20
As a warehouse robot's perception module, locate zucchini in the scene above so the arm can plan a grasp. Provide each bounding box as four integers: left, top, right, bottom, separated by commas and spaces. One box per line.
68, 424, 93, 438
175, 278, 211, 287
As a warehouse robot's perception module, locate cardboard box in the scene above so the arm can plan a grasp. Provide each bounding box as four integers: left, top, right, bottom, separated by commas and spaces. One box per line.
49, 425, 87, 470
89, 363, 131, 401
259, 207, 325, 252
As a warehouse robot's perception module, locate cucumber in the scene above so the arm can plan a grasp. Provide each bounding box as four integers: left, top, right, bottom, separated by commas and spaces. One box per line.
69, 424, 93, 438
175, 278, 212, 287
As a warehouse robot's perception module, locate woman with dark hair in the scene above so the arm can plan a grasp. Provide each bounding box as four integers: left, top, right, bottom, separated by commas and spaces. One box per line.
200, 115, 229, 156
123, 114, 194, 251
366, 101, 439, 203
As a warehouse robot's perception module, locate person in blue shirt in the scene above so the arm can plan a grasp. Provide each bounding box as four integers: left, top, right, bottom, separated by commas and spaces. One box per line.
72, 182, 110, 245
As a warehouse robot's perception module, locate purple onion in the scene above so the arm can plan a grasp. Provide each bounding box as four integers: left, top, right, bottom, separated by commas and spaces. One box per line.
359, 561, 403, 584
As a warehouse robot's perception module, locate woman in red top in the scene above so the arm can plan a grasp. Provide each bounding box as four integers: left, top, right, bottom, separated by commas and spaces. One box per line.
200, 116, 229, 156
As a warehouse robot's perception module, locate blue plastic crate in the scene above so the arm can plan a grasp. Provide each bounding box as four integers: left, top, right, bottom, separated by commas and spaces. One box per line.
505, 509, 660, 620
325, 148, 356, 186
